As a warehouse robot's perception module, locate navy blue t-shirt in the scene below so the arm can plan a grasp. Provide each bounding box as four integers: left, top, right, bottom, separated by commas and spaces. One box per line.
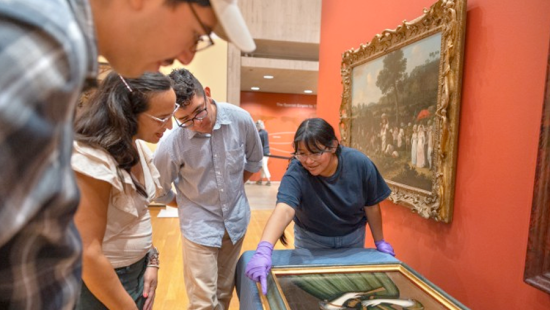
277, 147, 391, 236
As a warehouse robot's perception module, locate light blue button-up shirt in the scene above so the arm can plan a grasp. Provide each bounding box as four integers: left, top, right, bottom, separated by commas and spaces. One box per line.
153, 101, 263, 247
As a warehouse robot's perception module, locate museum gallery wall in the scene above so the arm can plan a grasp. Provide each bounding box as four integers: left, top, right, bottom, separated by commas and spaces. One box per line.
317, 0, 550, 309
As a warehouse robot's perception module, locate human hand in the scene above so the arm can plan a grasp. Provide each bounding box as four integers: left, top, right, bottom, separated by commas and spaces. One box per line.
245, 241, 274, 295
375, 240, 395, 256
142, 266, 159, 310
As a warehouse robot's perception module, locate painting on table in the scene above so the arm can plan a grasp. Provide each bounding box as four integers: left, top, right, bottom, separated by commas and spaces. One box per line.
259, 264, 468, 309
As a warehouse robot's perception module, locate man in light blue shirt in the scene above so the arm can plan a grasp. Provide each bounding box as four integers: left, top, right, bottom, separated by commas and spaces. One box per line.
153, 68, 263, 309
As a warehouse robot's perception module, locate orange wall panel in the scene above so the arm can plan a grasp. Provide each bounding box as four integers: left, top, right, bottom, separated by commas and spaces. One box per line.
319, 0, 550, 308
241, 91, 317, 181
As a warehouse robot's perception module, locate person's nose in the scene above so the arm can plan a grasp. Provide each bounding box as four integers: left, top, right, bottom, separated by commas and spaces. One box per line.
176, 49, 196, 65
165, 119, 173, 130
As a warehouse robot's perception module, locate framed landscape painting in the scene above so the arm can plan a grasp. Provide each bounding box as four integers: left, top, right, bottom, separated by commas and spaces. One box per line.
340, 0, 467, 222
259, 265, 468, 310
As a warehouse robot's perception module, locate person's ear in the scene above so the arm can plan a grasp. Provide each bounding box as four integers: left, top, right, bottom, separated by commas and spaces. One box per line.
204, 87, 212, 98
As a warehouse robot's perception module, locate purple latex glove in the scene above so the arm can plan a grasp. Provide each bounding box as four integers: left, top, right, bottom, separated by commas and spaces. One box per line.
375, 240, 395, 256
245, 241, 274, 295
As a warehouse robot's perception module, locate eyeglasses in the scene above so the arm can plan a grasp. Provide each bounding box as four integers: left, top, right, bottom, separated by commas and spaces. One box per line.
188, 3, 215, 52
292, 148, 333, 162
174, 96, 208, 128
144, 103, 180, 124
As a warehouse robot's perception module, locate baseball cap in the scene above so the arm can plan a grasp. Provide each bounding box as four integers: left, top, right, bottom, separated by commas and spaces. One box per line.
210, 0, 256, 53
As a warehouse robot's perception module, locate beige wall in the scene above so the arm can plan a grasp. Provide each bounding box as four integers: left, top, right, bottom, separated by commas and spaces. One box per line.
160, 37, 228, 102
240, 0, 321, 43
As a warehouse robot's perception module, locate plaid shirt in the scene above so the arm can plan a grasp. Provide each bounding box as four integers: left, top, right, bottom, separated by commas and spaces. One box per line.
0, 0, 97, 309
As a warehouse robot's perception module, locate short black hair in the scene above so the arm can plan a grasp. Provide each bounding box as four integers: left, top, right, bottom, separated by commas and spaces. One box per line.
293, 118, 341, 156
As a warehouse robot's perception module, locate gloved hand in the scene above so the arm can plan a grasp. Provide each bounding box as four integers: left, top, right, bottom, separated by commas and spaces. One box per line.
245, 241, 274, 295
375, 240, 395, 256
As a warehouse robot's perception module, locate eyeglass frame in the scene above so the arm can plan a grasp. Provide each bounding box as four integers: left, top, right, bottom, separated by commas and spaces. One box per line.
173, 95, 209, 128
143, 103, 180, 124
188, 2, 215, 52
292, 147, 335, 162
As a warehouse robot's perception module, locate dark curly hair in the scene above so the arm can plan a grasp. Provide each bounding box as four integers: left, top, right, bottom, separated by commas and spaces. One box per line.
74, 71, 173, 196
168, 68, 205, 107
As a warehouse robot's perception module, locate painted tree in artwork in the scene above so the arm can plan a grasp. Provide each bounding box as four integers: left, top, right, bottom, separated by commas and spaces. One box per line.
376, 49, 407, 125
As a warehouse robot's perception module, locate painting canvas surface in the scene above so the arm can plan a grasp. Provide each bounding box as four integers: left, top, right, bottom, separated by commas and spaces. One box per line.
267, 266, 463, 310
350, 33, 442, 193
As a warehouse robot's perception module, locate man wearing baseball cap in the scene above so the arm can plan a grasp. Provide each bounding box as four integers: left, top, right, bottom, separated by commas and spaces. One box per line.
0, 0, 254, 309
92, 0, 256, 77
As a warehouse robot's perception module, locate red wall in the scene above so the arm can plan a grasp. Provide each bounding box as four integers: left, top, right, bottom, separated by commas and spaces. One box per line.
241, 91, 317, 181
319, 0, 550, 308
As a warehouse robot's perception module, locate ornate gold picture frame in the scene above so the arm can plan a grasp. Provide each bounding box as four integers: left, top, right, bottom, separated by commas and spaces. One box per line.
339, 0, 467, 222
524, 34, 550, 294
259, 264, 468, 309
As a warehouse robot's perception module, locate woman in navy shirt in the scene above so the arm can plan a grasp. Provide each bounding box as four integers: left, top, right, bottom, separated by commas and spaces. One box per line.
245, 118, 395, 294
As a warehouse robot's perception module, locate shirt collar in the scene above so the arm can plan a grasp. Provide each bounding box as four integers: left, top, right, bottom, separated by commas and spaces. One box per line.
214, 100, 232, 126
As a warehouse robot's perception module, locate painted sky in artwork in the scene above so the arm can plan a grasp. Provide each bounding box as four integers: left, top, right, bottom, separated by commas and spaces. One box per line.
352, 32, 442, 107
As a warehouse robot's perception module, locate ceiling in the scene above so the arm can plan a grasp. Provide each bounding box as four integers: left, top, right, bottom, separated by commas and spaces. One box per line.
240, 39, 320, 95
241, 66, 318, 95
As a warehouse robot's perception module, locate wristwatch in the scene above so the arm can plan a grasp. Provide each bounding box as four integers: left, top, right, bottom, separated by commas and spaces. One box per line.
147, 246, 160, 268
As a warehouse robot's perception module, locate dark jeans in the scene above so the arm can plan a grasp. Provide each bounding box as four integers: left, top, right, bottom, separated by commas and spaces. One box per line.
76, 254, 148, 310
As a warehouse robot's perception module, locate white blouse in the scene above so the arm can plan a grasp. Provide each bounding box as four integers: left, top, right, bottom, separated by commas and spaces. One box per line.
72, 140, 163, 268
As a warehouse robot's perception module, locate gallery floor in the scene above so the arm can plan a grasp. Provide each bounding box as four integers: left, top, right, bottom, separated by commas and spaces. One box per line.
149, 182, 295, 310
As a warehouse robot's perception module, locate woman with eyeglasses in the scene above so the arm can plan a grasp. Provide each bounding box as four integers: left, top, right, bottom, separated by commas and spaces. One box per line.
245, 118, 395, 295
72, 71, 177, 310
